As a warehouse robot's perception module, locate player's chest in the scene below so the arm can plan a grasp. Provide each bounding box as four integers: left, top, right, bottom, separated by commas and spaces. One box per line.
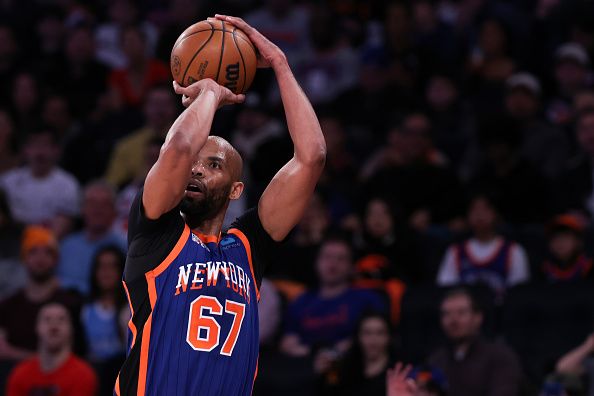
160, 234, 255, 305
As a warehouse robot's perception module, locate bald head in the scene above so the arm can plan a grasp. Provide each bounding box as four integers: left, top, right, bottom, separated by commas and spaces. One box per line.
206, 136, 243, 182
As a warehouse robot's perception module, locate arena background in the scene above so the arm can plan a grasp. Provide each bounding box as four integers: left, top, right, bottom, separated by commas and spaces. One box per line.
0, 0, 593, 395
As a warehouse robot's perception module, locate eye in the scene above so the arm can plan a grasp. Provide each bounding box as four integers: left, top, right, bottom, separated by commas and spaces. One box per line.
210, 162, 221, 169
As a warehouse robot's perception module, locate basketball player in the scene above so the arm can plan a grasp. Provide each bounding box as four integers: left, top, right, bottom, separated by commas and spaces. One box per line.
114, 14, 326, 396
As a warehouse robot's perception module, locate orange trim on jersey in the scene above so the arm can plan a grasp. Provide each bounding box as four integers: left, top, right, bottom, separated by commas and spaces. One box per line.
251, 355, 259, 393
153, 225, 191, 277
191, 230, 221, 244
136, 224, 191, 396
122, 281, 137, 347
114, 375, 120, 396
227, 228, 260, 301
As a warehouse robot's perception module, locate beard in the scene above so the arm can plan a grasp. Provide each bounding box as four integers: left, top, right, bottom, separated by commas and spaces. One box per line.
180, 182, 231, 228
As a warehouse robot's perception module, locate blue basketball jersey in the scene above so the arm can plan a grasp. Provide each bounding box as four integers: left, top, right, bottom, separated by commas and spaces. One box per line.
115, 191, 273, 396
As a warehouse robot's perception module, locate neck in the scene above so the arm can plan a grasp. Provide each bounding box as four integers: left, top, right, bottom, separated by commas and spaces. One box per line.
25, 277, 59, 302
185, 207, 227, 237
319, 283, 349, 299
364, 353, 389, 377
474, 231, 496, 243
30, 167, 52, 179
99, 293, 116, 307
39, 345, 71, 372
86, 227, 109, 241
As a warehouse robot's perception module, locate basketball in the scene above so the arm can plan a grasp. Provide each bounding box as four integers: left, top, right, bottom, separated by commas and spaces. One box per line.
170, 20, 257, 94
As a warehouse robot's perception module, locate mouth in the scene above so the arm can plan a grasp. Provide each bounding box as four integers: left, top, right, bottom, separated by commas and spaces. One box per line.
185, 180, 205, 197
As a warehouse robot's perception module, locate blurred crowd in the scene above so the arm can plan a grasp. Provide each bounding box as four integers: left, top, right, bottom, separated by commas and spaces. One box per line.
0, 0, 594, 395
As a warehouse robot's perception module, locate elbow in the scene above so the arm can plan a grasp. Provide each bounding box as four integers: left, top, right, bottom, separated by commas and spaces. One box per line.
161, 133, 193, 160
299, 144, 327, 169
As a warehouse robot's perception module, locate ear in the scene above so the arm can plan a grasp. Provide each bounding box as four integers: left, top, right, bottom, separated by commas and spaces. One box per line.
229, 181, 244, 200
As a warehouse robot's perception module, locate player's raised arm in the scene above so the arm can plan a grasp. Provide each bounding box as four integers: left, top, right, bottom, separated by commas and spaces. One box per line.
215, 15, 327, 241
142, 79, 244, 219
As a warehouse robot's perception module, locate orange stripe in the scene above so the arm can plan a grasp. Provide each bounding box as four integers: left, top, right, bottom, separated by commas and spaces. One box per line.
228, 228, 260, 301
122, 281, 137, 347
114, 375, 120, 396
191, 230, 220, 244
153, 225, 191, 277
251, 355, 259, 393
137, 225, 191, 395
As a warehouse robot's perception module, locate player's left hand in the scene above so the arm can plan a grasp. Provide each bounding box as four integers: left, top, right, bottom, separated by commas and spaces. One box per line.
211, 14, 287, 69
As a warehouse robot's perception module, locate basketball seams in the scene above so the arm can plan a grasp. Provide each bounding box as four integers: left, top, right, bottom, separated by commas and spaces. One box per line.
171, 28, 215, 53
233, 34, 257, 56
180, 28, 215, 86
231, 28, 247, 94
214, 20, 226, 84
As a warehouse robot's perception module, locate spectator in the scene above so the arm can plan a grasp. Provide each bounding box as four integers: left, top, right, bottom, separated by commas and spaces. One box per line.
504, 72, 569, 180
57, 181, 126, 295
41, 94, 77, 142
330, 313, 395, 396
0, 109, 19, 175
0, 128, 80, 225
280, 236, 386, 372
362, 113, 463, 231
95, 0, 158, 69
555, 332, 594, 396
0, 25, 19, 107
465, 116, 550, 223
105, 84, 177, 188
437, 194, 529, 298
5, 302, 98, 396
10, 72, 41, 136
354, 197, 422, 284
294, 5, 359, 105
258, 278, 282, 347
82, 245, 127, 395
541, 214, 593, 282
245, 0, 310, 65
0, 226, 83, 361
548, 43, 592, 127
0, 188, 25, 300
107, 25, 169, 109
557, 108, 594, 216
57, 26, 110, 119
274, 192, 331, 286
428, 288, 522, 396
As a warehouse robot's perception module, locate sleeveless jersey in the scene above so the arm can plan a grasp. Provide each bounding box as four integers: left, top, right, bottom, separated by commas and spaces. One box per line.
115, 191, 274, 396
454, 239, 513, 295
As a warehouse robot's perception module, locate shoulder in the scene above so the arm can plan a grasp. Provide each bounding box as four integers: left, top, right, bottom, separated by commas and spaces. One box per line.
10, 357, 38, 378
52, 168, 79, 185
0, 167, 24, 183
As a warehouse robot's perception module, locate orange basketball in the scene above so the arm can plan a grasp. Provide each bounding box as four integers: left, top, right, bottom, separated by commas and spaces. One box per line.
170, 20, 257, 94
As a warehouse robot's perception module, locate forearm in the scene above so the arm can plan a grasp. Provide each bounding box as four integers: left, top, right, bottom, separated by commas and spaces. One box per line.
557, 343, 592, 374
274, 62, 326, 165
164, 89, 219, 157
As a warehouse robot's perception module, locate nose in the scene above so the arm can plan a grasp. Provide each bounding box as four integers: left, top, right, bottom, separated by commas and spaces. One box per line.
191, 161, 205, 177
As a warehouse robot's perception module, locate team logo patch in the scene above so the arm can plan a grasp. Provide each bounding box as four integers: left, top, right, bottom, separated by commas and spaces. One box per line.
220, 236, 240, 249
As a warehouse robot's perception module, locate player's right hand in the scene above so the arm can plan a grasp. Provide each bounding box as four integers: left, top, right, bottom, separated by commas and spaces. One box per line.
173, 79, 245, 108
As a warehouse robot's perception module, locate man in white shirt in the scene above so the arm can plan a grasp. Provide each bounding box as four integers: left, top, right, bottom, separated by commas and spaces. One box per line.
0, 128, 79, 225
437, 194, 529, 297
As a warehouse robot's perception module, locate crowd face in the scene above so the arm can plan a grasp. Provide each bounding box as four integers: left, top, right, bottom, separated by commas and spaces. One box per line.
549, 231, 582, 262
440, 294, 482, 343
66, 28, 95, 64
316, 240, 353, 287
36, 304, 72, 353
95, 250, 123, 293
24, 245, 58, 283
144, 88, 177, 132
556, 60, 587, 93
82, 185, 117, 234
12, 73, 38, 114
467, 197, 497, 236
506, 89, 539, 120
25, 132, 59, 177
122, 28, 147, 65
426, 76, 457, 111
359, 316, 390, 361
365, 199, 394, 239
